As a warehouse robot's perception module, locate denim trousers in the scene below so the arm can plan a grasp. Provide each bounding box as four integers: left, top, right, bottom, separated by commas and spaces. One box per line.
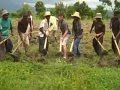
72, 37, 81, 56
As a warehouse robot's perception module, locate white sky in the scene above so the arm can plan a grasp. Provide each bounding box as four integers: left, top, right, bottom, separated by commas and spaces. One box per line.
28, 0, 102, 8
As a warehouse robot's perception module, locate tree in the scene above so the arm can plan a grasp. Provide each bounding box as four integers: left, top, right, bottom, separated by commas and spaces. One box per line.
99, 0, 120, 11
95, 5, 107, 18
73, 1, 93, 19
65, 5, 75, 18
17, 4, 32, 17
35, 1, 46, 15
55, 2, 65, 16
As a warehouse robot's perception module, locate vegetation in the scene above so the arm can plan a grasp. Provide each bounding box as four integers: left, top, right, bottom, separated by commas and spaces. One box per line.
0, 0, 120, 90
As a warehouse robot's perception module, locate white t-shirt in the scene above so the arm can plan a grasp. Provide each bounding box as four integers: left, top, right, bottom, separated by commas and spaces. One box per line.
39, 19, 51, 37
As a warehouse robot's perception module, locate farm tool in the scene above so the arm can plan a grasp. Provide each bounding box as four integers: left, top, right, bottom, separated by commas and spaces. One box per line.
112, 32, 120, 56
94, 37, 108, 55
68, 39, 74, 57
56, 37, 63, 57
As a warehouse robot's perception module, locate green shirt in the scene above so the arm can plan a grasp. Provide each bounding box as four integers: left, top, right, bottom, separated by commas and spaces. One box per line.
0, 18, 12, 38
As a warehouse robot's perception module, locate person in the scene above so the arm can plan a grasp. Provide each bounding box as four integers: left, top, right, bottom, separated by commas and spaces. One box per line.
71, 11, 83, 57
18, 13, 32, 53
28, 11, 33, 39
0, 33, 6, 60
90, 13, 105, 55
49, 16, 58, 42
110, 11, 120, 55
0, 9, 13, 54
58, 13, 71, 59
39, 11, 53, 55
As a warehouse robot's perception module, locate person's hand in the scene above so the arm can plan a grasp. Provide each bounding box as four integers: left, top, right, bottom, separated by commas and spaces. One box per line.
89, 30, 92, 33
46, 31, 49, 36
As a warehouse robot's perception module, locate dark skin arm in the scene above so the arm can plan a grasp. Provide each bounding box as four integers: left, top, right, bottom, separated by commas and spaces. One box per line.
90, 20, 95, 33
10, 20, 13, 36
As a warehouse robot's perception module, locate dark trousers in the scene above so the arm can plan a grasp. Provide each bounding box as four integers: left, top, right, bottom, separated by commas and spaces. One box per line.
38, 36, 49, 53
112, 34, 120, 54
5, 39, 13, 53
93, 36, 103, 55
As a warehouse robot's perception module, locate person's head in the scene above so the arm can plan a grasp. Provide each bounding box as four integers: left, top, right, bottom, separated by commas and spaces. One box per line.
28, 11, 32, 16
95, 13, 102, 21
22, 12, 28, 20
58, 13, 65, 21
71, 11, 81, 20
114, 10, 119, 18
1, 9, 9, 20
44, 11, 51, 20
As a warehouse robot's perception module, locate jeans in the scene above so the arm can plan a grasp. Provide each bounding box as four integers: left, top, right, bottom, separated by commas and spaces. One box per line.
72, 37, 81, 56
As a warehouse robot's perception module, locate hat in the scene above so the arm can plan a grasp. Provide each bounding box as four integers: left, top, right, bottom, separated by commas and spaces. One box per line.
95, 13, 102, 19
1, 9, 9, 16
71, 12, 81, 19
44, 11, 51, 17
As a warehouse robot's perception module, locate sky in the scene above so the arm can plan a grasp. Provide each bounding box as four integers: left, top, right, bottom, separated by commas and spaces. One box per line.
27, 0, 102, 8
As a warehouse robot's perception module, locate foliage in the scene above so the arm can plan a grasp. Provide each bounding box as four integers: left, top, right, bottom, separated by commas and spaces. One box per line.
35, 1, 46, 15
0, 61, 120, 90
95, 5, 107, 18
65, 5, 75, 19
17, 4, 32, 17
55, 2, 65, 16
73, 1, 94, 19
99, 0, 120, 11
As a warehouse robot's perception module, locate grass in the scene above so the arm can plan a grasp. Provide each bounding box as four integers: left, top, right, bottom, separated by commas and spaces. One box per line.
0, 19, 120, 90
0, 61, 120, 90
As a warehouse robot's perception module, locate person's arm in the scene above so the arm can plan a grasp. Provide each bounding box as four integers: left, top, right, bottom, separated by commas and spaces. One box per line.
90, 20, 95, 33
10, 19, 13, 35
110, 18, 112, 29
116, 19, 120, 39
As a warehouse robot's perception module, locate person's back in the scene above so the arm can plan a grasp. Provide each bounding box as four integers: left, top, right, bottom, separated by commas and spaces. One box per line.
110, 17, 120, 35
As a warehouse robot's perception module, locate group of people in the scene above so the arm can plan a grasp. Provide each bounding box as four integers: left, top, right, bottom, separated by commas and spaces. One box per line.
0, 9, 120, 60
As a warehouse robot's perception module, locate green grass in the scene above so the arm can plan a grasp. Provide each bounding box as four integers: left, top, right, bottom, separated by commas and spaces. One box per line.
0, 61, 120, 90
0, 19, 120, 90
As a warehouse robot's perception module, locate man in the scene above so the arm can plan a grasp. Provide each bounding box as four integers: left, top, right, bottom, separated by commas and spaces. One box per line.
110, 11, 120, 55
49, 16, 58, 43
90, 13, 105, 55
39, 11, 53, 55
0, 9, 13, 53
58, 13, 71, 59
18, 13, 32, 53
28, 11, 33, 39
0, 33, 6, 60
71, 11, 83, 57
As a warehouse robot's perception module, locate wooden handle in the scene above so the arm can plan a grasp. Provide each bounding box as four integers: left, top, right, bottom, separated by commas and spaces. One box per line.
59, 38, 62, 52
0, 36, 11, 45
70, 39, 74, 52
94, 37, 106, 51
44, 37, 47, 49
12, 41, 22, 54
112, 32, 120, 56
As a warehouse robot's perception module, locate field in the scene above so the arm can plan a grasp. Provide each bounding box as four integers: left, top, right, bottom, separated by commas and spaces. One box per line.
0, 18, 120, 90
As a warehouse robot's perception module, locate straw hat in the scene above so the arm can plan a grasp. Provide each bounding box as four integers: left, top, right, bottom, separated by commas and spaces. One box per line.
95, 13, 102, 19
44, 11, 51, 17
71, 11, 81, 19
1, 9, 9, 16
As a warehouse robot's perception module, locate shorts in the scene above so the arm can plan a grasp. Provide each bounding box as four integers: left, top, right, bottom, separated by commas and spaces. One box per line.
61, 34, 69, 45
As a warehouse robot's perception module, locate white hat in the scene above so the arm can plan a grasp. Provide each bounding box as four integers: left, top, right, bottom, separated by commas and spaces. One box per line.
71, 11, 81, 19
1, 9, 9, 16
44, 11, 51, 17
95, 13, 102, 19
